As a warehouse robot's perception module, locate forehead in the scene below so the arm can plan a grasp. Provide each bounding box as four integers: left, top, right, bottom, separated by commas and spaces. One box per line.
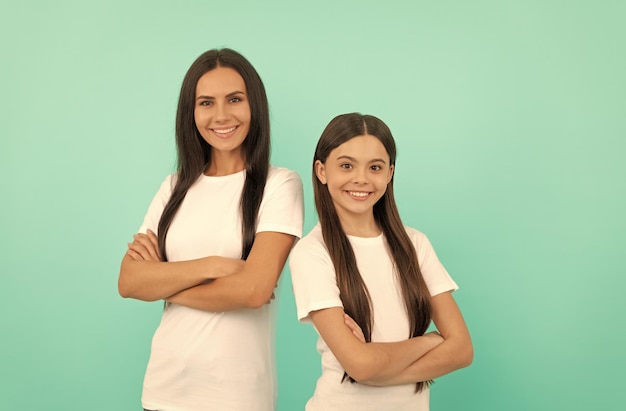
331, 135, 389, 161
195, 66, 246, 96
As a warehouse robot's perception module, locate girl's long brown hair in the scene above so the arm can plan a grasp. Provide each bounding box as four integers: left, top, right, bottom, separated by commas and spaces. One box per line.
157, 49, 270, 261
313, 113, 432, 392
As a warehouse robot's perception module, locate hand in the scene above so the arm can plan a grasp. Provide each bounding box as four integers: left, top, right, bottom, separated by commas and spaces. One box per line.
216, 257, 245, 278
344, 313, 366, 343
424, 330, 444, 347
127, 229, 162, 262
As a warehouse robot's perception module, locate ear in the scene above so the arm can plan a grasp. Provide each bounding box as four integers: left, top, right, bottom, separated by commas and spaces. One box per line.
387, 164, 394, 184
315, 160, 327, 185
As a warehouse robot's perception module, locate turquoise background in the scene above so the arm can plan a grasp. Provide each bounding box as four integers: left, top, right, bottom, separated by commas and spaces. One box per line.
2, 1, 625, 409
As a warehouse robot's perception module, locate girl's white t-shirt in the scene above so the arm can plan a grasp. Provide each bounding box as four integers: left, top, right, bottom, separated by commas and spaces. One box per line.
290, 224, 457, 411
139, 166, 303, 411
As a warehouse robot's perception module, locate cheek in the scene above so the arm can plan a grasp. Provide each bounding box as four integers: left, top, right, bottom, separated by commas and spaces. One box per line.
239, 103, 252, 123
378, 178, 391, 191
194, 108, 203, 127
326, 174, 345, 191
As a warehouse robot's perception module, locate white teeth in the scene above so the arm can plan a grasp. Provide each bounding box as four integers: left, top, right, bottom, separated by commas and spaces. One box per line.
349, 191, 369, 198
213, 126, 236, 134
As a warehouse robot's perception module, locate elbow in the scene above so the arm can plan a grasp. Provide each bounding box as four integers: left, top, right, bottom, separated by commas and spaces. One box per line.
246, 298, 266, 309
118, 273, 130, 298
118, 259, 162, 302
118, 282, 158, 302
118, 267, 142, 299
118, 287, 132, 299
118, 288, 129, 299
464, 344, 474, 367
456, 340, 474, 369
118, 260, 136, 299
243, 284, 274, 309
348, 367, 377, 384
118, 277, 134, 299
343, 356, 383, 383
118, 271, 153, 301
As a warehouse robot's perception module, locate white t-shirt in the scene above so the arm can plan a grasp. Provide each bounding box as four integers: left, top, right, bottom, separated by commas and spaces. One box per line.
290, 224, 458, 411
139, 166, 303, 411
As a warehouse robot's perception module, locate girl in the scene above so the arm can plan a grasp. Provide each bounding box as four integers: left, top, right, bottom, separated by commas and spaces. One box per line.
290, 113, 472, 410
118, 49, 303, 411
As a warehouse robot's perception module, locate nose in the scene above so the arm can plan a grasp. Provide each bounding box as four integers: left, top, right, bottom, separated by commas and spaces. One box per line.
353, 167, 368, 184
214, 102, 229, 123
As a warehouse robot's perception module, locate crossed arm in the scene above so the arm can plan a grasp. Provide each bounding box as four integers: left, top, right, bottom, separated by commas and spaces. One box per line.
310, 291, 473, 386
117, 229, 296, 311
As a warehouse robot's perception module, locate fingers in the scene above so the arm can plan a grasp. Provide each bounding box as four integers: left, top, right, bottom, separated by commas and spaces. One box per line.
146, 229, 162, 261
344, 313, 366, 343
128, 236, 155, 261
126, 248, 144, 261
127, 231, 160, 261
425, 331, 444, 344
127, 240, 151, 260
138, 232, 160, 261
343, 313, 359, 330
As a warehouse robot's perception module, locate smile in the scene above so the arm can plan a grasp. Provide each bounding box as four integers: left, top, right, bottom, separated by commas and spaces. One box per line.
346, 191, 371, 200
212, 126, 238, 135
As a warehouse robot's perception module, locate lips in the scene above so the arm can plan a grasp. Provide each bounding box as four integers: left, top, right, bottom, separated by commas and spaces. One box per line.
211, 126, 238, 136
346, 191, 371, 200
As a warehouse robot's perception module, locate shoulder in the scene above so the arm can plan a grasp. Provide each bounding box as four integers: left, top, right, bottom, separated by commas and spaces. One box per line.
262, 165, 304, 199
155, 172, 178, 187
403, 225, 436, 252
290, 225, 335, 284
267, 165, 301, 184
292, 225, 327, 259
139, 173, 180, 231
153, 173, 178, 198
163, 173, 178, 188
403, 225, 427, 243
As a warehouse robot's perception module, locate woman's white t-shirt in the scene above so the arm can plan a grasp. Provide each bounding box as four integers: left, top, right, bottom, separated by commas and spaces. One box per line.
139, 166, 303, 411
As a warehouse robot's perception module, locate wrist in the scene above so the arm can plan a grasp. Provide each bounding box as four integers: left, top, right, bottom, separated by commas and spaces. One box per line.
204, 256, 221, 279
426, 332, 444, 348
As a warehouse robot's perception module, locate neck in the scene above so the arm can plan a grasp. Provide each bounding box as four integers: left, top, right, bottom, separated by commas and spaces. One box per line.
336, 210, 380, 238
204, 151, 245, 176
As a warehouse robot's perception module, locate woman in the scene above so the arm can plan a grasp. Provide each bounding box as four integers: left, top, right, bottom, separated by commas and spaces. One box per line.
118, 48, 303, 411
290, 113, 472, 410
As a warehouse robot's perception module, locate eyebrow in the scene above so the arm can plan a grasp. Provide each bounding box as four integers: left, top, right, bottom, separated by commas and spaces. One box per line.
336, 155, 387, 164
196, 90, 246, 101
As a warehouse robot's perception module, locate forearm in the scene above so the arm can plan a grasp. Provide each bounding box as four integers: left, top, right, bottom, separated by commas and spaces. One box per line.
118, 255, 241, 301
351, 334, 442, 383
166, 232, 295, 312
166, 268, 277, 311
365, 291, 474, 387
360, 292, 473, 386
367, 336, 473, 386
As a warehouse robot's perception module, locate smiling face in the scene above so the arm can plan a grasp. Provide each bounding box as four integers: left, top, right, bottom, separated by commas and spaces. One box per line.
194, 66, 251, 166
315, 135, 394, 229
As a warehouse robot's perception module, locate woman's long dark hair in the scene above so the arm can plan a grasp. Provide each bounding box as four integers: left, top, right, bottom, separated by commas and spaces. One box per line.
157, 48, 270, 261
313, 113, 432, 392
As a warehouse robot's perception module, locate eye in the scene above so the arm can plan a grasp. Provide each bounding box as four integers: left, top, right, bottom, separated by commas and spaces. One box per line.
370, 165, 382, 171
198, 100, 213, 107
340, 163, 352, 170
229, 97, 242, 103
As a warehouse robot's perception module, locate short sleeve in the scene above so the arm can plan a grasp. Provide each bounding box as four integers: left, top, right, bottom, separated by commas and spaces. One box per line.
289, 229, 343, 322
411, 228, 459, 297
256, 167, 304, 239
138, 175, 175, 235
